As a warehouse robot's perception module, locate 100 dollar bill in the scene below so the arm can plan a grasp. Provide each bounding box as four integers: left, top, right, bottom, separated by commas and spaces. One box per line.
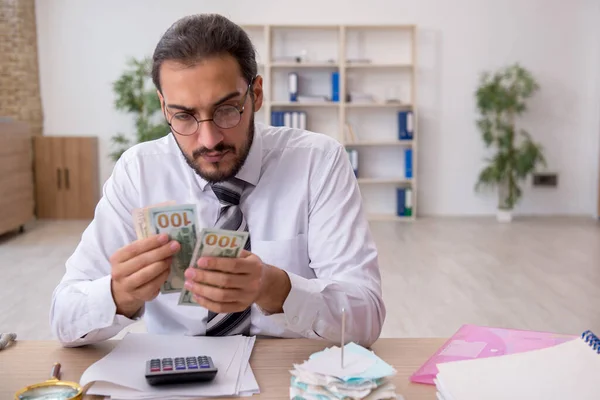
178, 228, 249, 306
146, 204, 198, 294
132, 200, 176, 240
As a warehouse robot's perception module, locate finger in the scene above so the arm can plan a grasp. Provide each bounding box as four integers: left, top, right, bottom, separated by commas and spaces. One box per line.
197, 256, 250, 274
125, 259, 170, 292
184, 280, 240, 303
239, 249, 252, 258
193, 295, 247, 314
185, 268, 246, 289
117, 241, 180, 278
110, 234, 170, 264
133, 268, 170, 301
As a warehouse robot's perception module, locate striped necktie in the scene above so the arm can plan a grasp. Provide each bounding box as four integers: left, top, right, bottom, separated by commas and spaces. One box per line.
205, 178, 251, 336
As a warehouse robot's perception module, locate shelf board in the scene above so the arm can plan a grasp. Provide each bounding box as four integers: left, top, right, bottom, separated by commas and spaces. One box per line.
357, 178, 412, 184
345, 63, 413, 69
345, 24, 416, 30
269, 24, 341, 30
368, 213, 414, 222
345, 140, 413, 147
269, 101, 340, 108
271, 62, 338, 68
242, 24, 416, 30
345, 102, 412, 109
240, 24, 265, 29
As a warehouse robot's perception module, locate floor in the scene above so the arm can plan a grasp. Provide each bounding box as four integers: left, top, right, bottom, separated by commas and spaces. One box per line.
1, 217, 599, 341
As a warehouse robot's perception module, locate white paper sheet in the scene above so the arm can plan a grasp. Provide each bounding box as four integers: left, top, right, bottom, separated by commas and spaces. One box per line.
82, 333, 259, 399
295, 346, 376, 378
236, 336, 256, 393
435, 336, 600, 400
90, 366, 259, 400
90, 367, 259, 399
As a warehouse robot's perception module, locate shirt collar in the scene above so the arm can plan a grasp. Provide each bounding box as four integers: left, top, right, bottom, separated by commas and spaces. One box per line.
233, 121, 262, 187
192, 121, 262, 191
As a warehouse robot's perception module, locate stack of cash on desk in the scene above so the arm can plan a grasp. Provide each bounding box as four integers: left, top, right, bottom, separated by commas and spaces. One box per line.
289, 342, 400, 399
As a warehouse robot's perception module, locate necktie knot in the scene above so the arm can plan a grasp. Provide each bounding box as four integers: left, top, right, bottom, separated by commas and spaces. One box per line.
210, 178, 245, 207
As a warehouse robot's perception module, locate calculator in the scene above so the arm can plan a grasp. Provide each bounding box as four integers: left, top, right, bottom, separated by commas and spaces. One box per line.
145, 356, 218, 386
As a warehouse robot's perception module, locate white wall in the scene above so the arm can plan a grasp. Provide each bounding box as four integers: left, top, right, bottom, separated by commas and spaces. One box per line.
35, 0, 600, 216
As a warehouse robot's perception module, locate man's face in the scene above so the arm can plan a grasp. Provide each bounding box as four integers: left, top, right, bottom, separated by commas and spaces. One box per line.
158, 54, 263, 183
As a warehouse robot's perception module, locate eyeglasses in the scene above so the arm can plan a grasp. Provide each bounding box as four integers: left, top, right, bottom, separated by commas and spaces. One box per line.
165, 78, 254, 136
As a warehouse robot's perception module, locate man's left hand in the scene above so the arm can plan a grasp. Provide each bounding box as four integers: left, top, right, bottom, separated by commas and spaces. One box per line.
183, 250, 265, 313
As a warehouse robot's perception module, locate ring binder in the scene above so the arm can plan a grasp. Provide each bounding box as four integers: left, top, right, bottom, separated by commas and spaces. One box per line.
581, 330, 600, 353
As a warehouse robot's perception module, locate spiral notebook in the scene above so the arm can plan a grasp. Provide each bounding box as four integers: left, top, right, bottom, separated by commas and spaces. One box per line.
434, 330, 600, 400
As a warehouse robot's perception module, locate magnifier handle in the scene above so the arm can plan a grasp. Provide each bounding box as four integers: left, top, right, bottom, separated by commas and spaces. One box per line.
50, 362, 62, 380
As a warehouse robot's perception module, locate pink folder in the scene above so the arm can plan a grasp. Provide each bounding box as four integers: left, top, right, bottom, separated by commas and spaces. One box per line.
410, 324, 577, 385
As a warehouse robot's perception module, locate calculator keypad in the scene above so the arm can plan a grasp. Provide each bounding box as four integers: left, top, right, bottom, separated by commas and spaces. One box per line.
199, 356, 210, 368
149, 359, 161, 372
148, 357, 212, 373
161, 358, 173, 371
186, 357, 198, 369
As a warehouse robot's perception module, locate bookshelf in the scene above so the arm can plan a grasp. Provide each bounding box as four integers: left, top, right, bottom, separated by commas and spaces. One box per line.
241, 24, 418, 221
345, 103, 412, 109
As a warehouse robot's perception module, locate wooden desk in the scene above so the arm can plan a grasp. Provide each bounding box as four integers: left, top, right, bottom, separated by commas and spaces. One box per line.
0, 338, 444, 399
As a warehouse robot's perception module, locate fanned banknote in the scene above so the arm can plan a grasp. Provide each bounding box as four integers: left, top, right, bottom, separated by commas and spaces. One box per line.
178, 228, 249, 306
146, 204, 199, 294
131, 201, 176, 240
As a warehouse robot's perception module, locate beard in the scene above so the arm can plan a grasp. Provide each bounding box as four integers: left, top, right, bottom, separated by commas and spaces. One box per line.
178, 113, 255, 183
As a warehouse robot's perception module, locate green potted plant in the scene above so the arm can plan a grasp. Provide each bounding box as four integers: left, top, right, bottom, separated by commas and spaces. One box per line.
109, 57, 169, 161
474, 63, 547, 222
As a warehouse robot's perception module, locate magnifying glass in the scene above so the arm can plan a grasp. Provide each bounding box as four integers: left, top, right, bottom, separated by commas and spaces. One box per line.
14, 362, 83, 400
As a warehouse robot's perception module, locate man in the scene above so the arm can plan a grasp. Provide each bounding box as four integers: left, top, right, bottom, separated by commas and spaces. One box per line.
50, 14, 385, 348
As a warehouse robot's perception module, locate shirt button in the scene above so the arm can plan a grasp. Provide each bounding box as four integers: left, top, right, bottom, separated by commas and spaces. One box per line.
292, 316, 299, 325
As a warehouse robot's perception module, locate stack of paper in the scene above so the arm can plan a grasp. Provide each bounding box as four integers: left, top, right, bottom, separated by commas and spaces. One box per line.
434, 335, 600, 400
289, 342, 400, 399
410, 324, 576, 385
80, 333, 258, 400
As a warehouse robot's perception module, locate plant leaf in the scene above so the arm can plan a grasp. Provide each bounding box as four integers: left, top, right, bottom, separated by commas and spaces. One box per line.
110, 56, 168, 162
474, 63, 543, 209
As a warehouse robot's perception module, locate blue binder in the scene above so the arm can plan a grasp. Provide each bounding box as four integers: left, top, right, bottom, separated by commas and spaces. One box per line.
331, 72, 340, 102
398, 110, 414, 140
271, 111, 277, 126
405, 149, 413, 179
271, 111, 285, 127
396, 188, 406, 216
346, 149, 358, 177
289, 72, 298, 102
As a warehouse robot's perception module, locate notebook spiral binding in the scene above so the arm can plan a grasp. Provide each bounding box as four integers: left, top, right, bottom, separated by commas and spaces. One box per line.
581, 330, 600, 354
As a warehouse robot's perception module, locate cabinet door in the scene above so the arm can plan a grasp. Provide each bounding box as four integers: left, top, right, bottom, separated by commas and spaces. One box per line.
33, 136, 66, 218
62, 137, 99, 219
0, 125, 34, 233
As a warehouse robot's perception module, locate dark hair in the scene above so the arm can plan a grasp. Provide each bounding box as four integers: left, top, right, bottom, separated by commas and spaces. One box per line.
151, 14, 257, 93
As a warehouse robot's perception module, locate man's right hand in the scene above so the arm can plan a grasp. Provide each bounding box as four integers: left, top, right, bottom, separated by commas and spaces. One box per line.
110, 233, 181, 318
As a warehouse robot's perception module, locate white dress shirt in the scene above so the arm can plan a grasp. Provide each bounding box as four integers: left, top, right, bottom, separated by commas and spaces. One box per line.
50, 122, 385, 347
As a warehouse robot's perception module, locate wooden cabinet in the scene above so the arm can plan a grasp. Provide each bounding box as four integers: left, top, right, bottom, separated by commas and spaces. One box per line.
33, 136, 99, 219
0, 120, 35, 235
